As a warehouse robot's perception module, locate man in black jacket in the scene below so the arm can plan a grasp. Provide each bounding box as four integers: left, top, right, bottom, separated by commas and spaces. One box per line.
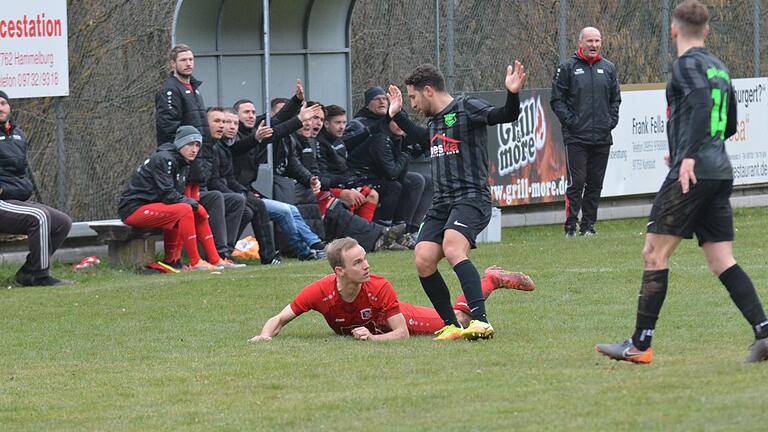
343, 87, 404, 226
550, 27, 621, 237
0, 91, 72, 286
232, 95, 326, 260
217, 108, 281, 265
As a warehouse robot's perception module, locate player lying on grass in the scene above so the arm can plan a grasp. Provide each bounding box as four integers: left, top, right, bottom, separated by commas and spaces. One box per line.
249, 237, 534, 342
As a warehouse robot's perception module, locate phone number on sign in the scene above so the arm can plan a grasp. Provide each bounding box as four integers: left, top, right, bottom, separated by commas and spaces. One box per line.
15, 71, 60, 87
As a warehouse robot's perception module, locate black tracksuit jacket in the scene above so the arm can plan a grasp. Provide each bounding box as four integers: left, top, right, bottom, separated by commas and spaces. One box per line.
0, 123, 33, 201
117, 143, 191, 221
550, 53, 621, 146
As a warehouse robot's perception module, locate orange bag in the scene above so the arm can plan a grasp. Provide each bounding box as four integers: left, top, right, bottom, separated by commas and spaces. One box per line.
232, 236, 261, 260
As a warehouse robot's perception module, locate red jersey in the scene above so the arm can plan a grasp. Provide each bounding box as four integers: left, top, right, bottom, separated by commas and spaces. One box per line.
290, 274, 402, 335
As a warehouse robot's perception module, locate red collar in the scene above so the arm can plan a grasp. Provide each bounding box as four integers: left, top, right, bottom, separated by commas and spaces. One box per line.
577, 48, 602, 65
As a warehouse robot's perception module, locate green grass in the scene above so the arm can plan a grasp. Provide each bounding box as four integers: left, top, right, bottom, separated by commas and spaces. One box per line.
1, 207, 767, 431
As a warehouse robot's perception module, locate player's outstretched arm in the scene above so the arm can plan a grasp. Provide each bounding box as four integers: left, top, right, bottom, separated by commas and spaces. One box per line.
486, 61, 526, 126
352, 313, 409, 341
387, 85, 429, 146
249, 305, 297, 341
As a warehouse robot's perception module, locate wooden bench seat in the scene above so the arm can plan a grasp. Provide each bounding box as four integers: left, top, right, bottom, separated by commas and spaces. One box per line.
88, 220, 162, 267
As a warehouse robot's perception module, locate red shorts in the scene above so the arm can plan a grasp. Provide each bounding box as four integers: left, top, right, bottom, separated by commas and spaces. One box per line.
399, 302, 445, 335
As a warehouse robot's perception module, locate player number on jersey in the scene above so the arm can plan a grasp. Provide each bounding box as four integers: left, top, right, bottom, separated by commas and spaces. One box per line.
710, 88, 728, 140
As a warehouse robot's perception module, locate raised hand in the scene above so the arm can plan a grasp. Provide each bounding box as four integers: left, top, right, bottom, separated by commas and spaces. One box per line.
255, 120, 274, 141
388, 85, 403, 117
299, 104, 322, 122
505, 60, 527, 94
295, 79, 305, 101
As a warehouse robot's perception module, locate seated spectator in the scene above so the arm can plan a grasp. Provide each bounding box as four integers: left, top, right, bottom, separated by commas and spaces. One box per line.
218, 108, 281, 264
317, 104, 379, 222
290, 101, 411, 252
342, 87, 403, 225
0, 91, 73, 286
231, 93, 326, 260
118, 126, 233, 271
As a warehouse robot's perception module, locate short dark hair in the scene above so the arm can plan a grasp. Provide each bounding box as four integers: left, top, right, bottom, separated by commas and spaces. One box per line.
325, 104, 346, 119
673, 0, 709, 38
405, 64, 446, 92
233, 99, 254, 112
306, 100, 326, 117
206, 106, 225, 114
169, 44, 192, 62
222, 107, 237, 116
270, 98, 290, 110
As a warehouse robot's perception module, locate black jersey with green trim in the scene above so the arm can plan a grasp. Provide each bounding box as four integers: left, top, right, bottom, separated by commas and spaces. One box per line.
666, 47, 736, 180
425, 96, 498, 204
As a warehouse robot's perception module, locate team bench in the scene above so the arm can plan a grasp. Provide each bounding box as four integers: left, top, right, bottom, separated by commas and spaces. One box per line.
88, 220, 162, 267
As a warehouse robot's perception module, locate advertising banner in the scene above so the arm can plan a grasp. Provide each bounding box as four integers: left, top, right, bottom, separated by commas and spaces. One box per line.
0, 0, 69, 98
481, 77, 768, 207
476, 89, 569, 207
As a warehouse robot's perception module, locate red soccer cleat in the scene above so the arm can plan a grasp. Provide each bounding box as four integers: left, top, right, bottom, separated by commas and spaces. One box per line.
484, 265, 535, 291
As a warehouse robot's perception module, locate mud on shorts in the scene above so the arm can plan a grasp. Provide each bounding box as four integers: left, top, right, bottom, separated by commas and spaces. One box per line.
647, 178, 734, 246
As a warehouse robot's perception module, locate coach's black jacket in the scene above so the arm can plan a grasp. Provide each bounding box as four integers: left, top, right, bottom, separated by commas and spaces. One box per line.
0, 123, 33, 201
342, 107, 391, 152
155, 74, 215, 184
550, 52, 621, 146
155, 74, 210, 146
117, 143, 191, 221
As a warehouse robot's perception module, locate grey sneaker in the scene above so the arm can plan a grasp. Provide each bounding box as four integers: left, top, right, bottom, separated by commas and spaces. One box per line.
375, 223, 407, 251
745, 338, 768, 363
595, 339, 653, 364
580, 224, 596, 236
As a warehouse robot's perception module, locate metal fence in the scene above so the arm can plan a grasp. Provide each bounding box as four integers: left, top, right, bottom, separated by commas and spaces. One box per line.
9, 0, 768, 221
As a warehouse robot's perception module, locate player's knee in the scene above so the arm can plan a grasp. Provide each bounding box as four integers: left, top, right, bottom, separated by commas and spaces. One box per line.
414, 252, 437, 276
642, 246, 666, 269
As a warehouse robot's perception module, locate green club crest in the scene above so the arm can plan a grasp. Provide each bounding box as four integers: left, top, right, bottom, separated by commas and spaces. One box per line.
443, 112, 457, 127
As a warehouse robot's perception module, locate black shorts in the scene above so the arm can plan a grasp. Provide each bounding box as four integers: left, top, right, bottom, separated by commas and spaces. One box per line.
647, 178, 734, 246
416, 199, 491, 248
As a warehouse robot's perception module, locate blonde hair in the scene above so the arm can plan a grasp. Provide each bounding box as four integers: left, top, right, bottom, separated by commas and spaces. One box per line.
326, 237, 359, 270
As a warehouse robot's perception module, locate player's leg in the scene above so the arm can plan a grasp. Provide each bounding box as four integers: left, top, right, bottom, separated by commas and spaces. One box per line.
440, 202, 493, 339
415, 236, 460, 337
597, 178, 706, 363
398, 302, 448, 335
697, 181, 768, 362
453, 266, 536, 315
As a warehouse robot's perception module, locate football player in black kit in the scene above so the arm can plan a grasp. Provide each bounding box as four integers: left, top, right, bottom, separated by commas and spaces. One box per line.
387, 61, 526, 340
596, 0, 768, 364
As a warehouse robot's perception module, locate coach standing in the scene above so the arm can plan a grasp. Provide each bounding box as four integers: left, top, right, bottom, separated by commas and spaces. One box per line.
550, 27, 621, 238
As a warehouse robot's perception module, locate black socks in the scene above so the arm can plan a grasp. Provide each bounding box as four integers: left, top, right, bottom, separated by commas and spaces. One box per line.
420, 270, 459, 327
632, 269, 669, 350
719, 264, 768, 339
454, 259, 487, 323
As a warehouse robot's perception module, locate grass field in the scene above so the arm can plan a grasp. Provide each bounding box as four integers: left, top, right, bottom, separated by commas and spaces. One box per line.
1, 207, 767, 431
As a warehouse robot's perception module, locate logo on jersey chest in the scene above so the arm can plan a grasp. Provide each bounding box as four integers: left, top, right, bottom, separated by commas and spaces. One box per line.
360, 308, 371, 319
443, 112, 457, 127
430, 133, 461, 157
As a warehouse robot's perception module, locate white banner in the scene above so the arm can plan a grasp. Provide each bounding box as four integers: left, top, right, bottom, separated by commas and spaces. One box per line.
603, 77, 768, 197
0, 0, 69, 98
